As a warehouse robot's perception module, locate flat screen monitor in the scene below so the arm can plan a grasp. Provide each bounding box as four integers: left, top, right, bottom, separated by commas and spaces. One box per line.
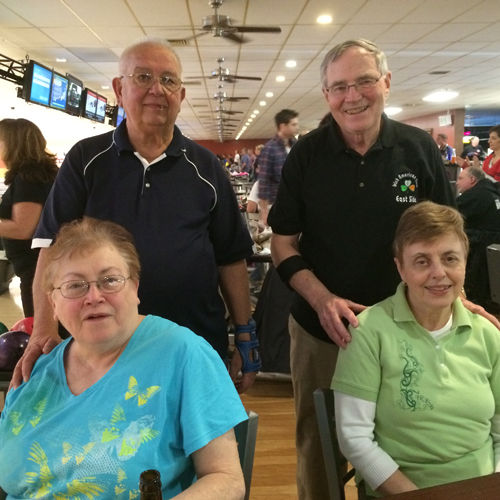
95, 94, 107, 123
23, 60, 53, 106
49, 72, 68, 110
82, 88, 98, 120
65, 74, 83, 116
112, 106, 125, 127
117, 106, 125, 127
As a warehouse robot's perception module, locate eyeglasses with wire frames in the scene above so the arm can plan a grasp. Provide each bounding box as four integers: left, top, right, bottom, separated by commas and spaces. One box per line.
324, 74, 383, 97
53, 275, 131, 299
120, 73, 183, 93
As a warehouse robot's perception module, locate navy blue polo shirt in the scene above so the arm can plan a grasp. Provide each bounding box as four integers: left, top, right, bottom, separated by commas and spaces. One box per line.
269, 114, 456, 343
34, 121, 253, 357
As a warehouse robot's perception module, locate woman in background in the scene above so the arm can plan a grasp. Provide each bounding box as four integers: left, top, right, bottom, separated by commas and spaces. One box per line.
0, 118, 58, 317
482, 125, 500, 181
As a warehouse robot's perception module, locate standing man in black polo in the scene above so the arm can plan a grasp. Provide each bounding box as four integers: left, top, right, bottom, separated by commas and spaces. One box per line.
14, 37, 260, 392
268, 39, 498, 500
258, 109, 299, 225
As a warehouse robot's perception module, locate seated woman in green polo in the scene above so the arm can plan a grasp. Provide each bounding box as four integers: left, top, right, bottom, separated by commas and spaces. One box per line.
332, 201, 500, 498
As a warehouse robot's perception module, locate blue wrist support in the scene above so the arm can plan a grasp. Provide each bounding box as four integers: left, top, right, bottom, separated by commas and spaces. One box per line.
234, 318, 262, 373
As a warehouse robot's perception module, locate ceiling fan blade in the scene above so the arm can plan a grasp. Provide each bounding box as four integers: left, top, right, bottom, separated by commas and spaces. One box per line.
224, 33, 247, 44
184, 75, 211, 80
233, 26, 281, 34
225, 97, 249, 101
231, 75, 262, 81
166, 31, 209, 44
182, 81, 202, 86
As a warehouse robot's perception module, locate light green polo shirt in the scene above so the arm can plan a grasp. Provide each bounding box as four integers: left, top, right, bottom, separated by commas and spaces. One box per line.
332, 282, 500, 493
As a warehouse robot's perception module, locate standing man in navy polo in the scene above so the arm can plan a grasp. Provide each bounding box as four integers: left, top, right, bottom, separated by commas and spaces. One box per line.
14, 37, 260, 393
268, 39, 499, 500
258, 109, 299, 225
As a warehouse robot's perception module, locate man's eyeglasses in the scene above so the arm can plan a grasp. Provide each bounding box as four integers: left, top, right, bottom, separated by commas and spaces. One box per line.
54, 275, 131, 299
121, 73, 183, 92
324, 75, 383, 96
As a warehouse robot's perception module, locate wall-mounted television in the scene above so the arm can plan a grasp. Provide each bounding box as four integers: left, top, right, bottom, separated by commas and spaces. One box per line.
23, 60, 53, 106
111, 105, 125, 127
82, 88, 98, 120
116, 106, 125, 127
49, 72, 68, 111
95, 94, 107, 124
65, 73, 83, 116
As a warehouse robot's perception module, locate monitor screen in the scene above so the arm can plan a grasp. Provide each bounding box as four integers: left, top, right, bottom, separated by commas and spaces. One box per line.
83, 88, 98, 119
49, 72, 68, 110
116, 106, 125, 127
65, 74, 83, 115
95, 94, 107, 123
24, 61, 53, 106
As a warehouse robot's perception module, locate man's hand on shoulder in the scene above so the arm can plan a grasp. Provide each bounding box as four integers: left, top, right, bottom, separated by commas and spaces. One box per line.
10, 328, 61, 389
460, 296, 500, 330
313, 292, 367, 349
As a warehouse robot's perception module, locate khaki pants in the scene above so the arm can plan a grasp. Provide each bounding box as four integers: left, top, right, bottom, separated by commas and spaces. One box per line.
289, 316, 340, 500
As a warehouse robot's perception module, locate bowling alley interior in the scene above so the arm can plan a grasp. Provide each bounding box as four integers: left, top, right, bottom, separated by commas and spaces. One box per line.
1, 0, 500, 499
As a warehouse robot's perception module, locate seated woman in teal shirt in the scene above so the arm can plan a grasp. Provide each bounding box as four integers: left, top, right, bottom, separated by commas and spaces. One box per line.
332, 201, 500, 498
0, 217, 247, 500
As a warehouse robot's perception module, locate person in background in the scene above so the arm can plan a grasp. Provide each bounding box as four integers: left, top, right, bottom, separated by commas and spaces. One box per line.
460, 136, 486, 163
268, 38, 497, 500
482, 125, 500, 181
436, 133, 454, 162
0, 118, 58, 317
13, 37, 259, 394
258, 109, 299, 226
456, 166, 500, 312
332, 202, 500, 498
240, 148, 251, 174
0, 217, 246, 500
252, 144, 264, 181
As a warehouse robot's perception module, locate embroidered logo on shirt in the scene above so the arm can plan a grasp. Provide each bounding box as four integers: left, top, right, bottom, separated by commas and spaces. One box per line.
392, 173, 419, 204
397, 340, 434, 411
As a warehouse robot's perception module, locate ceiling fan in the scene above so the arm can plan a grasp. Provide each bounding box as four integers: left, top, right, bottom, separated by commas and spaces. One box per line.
185, 58, 261, 84
167, 0, 281, 45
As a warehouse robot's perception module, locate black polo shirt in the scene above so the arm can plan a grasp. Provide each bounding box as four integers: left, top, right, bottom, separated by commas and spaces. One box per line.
34, 121, 253, 357
269, 114, 456, 343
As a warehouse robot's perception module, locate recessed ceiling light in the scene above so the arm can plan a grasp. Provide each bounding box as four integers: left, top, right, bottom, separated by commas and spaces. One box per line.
276, 76, 285, 82
317, 15, 332, 24
56, 58, 67, 62
422, 90, 459, 102
248, 118, 253, 122
251, 114, 256, 118
245, 122, 250, 126
101, 86, 110, 90
254, 110, 260, 114
265, 92, 273, 98
385, 107, 402, 116
260, 101, 266, 106
286, 60, 297, 68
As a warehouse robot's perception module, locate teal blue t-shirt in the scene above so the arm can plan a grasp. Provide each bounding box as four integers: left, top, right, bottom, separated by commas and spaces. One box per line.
0, 315, 247, 499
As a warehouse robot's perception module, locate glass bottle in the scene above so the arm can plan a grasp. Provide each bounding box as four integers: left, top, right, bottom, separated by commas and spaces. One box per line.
139, 469, 163, 500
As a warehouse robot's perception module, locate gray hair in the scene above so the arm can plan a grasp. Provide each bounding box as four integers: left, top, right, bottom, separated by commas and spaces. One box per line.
118, 36, 183, 78
466, 166, 485, 182
320, 39, 388, 88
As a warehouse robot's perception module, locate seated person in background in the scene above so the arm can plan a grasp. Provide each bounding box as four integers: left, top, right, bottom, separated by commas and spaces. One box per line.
460, 136, 486, 162
482, 125, 500, 181
332, 202, 500, 498
0, 217, 246, 500
456, 166, 500, 312
435, 133, 454, 162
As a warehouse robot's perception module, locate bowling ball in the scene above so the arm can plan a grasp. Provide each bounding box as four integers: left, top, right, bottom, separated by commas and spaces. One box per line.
10, 317, 34, 335
0, 322, 8, 335
0, 330, 30, 372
